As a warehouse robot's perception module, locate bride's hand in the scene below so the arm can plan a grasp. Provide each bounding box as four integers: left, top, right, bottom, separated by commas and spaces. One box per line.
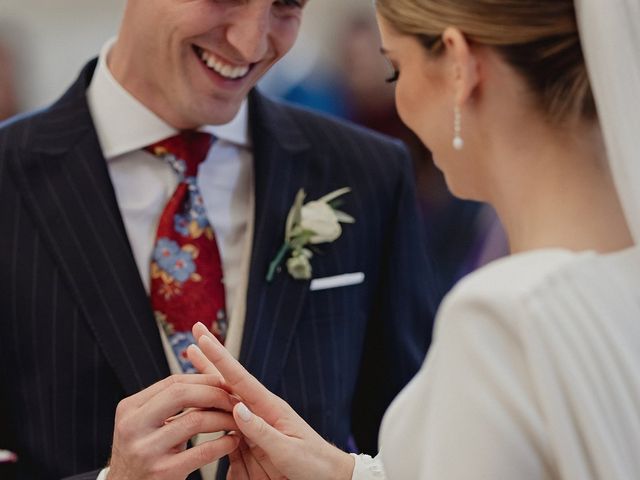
187, 323, 355, 480
227, 438, 284, 479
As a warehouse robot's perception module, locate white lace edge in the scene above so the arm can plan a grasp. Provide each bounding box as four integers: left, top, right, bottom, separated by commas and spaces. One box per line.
350, 453, 386, 480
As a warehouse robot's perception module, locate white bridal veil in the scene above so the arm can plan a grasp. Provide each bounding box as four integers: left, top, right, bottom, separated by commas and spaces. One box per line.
576, 0, 640, 242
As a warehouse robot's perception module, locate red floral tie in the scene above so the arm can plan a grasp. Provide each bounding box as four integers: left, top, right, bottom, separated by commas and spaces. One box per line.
146, 131, 227, 373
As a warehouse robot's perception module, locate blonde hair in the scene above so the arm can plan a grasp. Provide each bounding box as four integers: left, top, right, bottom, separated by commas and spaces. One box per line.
375, 0, 595, 124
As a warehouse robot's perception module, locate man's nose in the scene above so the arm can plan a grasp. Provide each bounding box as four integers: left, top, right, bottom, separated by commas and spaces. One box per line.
226, 4, 270, 63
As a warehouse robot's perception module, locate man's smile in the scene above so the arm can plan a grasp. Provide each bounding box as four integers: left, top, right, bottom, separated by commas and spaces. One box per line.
193, 45, 252, 80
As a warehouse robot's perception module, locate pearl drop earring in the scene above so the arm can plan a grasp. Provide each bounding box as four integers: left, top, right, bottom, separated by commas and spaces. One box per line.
453, 105, 464, 151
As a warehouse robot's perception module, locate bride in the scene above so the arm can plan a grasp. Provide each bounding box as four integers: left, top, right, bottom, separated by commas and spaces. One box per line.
188, 0, 640, 478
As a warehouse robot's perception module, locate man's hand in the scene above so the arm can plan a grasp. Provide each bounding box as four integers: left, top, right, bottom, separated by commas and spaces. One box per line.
187, 323, 355, 480
107, 373, 240, 480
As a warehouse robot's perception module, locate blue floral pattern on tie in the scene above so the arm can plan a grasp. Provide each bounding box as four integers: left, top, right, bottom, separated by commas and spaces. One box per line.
170, 331, 198, 373
174, 214, 191, 237
153, 238, 198, 284
154, 238, 181, 270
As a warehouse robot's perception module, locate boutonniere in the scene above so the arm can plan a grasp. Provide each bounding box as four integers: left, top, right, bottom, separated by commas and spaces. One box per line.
266, 187, 355, 282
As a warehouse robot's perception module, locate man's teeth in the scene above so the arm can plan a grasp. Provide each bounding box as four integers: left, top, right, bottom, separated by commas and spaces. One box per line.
199, 49, 249, 80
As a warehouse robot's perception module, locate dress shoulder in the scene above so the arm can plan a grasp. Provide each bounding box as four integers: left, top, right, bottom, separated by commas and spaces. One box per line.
434, 248, 595, 340
448, 249, 588, 303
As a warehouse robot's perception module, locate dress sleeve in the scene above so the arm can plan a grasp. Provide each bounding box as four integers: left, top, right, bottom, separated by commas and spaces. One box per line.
379, 285, 553, 479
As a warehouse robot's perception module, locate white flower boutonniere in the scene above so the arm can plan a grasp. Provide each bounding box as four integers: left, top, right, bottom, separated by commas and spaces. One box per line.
266, 187, 355, 282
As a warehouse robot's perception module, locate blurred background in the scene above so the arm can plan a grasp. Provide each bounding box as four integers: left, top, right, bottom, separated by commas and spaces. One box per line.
0, 0, 506, 299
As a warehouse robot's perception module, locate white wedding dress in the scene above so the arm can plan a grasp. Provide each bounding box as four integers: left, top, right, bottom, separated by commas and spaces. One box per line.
353, 248, 640, 479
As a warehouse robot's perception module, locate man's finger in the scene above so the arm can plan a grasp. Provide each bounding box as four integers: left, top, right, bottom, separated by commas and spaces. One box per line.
150, 410, 239, 452
125, 373, 225, 408
144, 383, 237, 427
161, 433, 241, 479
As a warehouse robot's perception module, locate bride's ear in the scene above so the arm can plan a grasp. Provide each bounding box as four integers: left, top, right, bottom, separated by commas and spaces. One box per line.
442, 27, 480, 106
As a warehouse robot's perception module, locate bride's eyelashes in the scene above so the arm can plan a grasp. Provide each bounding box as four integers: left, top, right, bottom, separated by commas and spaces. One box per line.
386, 69, 399, 83
383, 56, 400, 83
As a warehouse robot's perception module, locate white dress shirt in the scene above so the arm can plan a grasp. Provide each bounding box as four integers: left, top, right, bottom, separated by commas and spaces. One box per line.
88, 39, 255, 480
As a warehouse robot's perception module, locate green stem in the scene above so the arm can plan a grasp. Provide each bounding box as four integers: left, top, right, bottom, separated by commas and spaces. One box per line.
266, 243, 291, 282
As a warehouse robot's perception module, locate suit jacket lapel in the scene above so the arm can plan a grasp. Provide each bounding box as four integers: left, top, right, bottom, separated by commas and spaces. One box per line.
240, 91, 317, 391
9, 61, 169, 395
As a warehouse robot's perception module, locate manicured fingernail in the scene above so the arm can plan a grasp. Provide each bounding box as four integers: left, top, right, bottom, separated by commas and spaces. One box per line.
237, 403, 253, 422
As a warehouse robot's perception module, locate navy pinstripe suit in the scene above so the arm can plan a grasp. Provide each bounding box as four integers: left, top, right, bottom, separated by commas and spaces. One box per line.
0, 60, 436, 479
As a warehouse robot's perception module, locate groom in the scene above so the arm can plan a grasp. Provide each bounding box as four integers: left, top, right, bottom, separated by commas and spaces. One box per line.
0, 0, 435, 479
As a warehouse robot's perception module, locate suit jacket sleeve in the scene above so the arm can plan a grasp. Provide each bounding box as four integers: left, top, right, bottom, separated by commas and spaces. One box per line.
351, 143, 438, 454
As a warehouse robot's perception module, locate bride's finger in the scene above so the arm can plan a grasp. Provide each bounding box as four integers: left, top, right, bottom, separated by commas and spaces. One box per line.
248, 445, 284, 480
186, 343, 223, 378
194, 325, 278, 410
227, 447, 250, 480
239, 440, 271, 479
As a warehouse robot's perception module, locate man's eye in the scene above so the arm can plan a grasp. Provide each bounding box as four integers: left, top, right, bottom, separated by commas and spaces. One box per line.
275, 0, 303, 7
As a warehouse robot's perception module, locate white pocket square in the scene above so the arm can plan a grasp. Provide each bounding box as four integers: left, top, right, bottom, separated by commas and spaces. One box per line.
310, 272, 365, 291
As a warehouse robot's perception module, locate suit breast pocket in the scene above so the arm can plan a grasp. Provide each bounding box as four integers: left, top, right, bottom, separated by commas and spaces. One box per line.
309, 272, 365, 291
303, 274, 367, 322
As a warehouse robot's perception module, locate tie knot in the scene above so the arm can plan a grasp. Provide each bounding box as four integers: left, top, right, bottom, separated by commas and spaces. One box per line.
146, 131, 214, 177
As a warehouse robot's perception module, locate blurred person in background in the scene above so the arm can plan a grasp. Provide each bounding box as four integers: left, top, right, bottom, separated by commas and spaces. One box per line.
0, 0, 436, 479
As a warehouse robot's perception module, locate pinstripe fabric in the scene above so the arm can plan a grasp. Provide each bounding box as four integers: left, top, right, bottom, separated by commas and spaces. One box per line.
0, 61, 436, 480
0, 62, 170, 479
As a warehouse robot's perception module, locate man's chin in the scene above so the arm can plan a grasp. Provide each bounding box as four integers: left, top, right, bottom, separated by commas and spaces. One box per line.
192, 99, 245, 127
168, 110, 239, 130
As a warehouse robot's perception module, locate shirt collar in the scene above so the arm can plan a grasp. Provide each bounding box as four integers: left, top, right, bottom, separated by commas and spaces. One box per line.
87, 38, 251, 161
